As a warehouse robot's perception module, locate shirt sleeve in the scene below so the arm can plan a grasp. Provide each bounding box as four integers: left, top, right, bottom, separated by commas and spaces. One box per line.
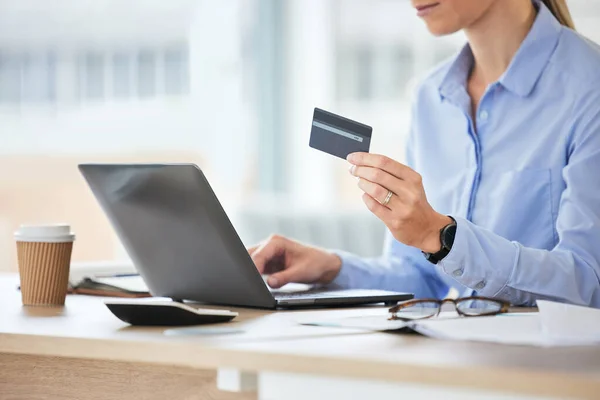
330, 231, 450, 299
439, 93, 600, 307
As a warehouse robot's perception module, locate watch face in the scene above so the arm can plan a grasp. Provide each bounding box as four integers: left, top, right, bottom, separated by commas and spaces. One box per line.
442, 223, 457, 249
423, 219, 456, 264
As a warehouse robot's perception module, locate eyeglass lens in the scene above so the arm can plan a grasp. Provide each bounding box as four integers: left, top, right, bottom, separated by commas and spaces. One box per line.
455, 298, 503, 316
391, 301, 440, 320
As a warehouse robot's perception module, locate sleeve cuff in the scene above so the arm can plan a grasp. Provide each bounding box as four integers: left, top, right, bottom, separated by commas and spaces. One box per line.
438, 216, 513, 297
327, 250, 360, 289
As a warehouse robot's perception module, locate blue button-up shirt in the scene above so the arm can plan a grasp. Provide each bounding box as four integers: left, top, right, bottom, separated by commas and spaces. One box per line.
332, 2, 600, 307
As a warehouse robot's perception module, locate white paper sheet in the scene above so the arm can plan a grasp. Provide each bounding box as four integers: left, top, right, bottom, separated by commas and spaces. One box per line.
301, 315, 409, 331
300, 301, 600, 347
537, 300, 600, 345
409, 314, 547, 346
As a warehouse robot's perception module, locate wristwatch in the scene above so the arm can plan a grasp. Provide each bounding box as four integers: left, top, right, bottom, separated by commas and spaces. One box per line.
422, 216, 457, 265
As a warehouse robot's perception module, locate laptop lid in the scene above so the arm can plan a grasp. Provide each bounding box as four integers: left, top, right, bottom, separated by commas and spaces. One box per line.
79, 163, 277, 308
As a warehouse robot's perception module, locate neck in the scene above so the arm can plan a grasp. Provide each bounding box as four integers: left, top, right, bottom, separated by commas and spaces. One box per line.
465, 0, 537, 85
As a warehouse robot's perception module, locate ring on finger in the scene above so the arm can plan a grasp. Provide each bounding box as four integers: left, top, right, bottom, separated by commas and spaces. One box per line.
381, 190, 393, 206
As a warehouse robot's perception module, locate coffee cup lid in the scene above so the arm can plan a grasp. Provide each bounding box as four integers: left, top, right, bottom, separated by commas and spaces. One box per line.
14, 224, 76, 243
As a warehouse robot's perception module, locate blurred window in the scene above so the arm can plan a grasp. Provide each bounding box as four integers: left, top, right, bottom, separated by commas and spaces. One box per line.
137, 50, 156, 98
0, 53, 21, 104
0, 52, 56, 105
82, 53, 105, 100
356, 46, 373, 100
164, 47, 189, 95
336, 44, 416, 102
112, 53, 132, 98
393, 44, 414, 96
21, 53, 56, 103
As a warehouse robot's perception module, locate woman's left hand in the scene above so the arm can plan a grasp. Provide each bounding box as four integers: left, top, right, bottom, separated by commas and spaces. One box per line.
347, 152, 452, 253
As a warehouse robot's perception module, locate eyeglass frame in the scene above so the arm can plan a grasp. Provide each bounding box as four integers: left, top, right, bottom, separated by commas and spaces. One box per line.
388, 296, 510, 321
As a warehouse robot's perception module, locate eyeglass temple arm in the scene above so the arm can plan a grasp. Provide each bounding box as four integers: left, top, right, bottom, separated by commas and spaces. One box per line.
388, 298, 442, 313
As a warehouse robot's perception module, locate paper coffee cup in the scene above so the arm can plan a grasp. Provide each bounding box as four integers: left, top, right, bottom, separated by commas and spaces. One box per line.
15, 224, 76, 306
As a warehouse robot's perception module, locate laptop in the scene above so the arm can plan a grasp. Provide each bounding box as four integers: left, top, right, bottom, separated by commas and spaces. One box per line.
78, 164, 413, 309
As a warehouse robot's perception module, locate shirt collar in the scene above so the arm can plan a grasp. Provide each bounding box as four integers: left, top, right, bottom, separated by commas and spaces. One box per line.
438, 45, 473, 101
438, 0, 562, 100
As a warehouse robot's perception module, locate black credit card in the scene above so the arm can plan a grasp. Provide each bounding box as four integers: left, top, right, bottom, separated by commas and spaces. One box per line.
309, 108, 372, 160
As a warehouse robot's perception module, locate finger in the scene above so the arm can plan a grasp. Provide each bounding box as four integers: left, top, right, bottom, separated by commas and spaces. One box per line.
251, 236, 285, 274
348, 153, 420, 183
361, 192, 393, 221
357, 179, 396, 209
351, 166, 412, 199
247, 244, 260, 255
267, 268, 298, 289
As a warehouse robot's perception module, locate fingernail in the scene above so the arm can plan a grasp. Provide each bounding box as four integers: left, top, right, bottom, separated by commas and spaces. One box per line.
268, 277, 278, 287
346, 154, 355, 163
348, 164, 355, 175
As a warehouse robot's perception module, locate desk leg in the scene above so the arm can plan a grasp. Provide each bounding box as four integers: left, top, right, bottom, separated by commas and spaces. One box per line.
257, 372, 558, 400
217, 368, 258, 392
0, 353, 256, 400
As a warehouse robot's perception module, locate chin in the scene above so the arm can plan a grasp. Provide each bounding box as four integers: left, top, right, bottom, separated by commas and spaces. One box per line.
423, 22, 462, 37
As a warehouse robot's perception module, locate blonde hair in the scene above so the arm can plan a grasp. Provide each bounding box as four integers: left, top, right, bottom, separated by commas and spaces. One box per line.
541, 0, 575, 30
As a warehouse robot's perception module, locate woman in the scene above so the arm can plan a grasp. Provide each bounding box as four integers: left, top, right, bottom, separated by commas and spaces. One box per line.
250, 0, 600, 307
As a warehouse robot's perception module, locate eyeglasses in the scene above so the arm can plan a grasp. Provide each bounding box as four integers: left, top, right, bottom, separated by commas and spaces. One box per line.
388, 297, 510, 321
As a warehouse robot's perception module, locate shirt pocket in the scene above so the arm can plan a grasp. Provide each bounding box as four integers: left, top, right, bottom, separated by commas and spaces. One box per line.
474, 168, 555, 249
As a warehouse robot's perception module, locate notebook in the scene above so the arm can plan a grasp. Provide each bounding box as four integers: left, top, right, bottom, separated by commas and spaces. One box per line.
69, 275, 150, 298
65, 261, 149, 298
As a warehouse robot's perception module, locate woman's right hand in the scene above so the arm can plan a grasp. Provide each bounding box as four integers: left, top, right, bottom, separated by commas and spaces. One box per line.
248, 235, 342, 289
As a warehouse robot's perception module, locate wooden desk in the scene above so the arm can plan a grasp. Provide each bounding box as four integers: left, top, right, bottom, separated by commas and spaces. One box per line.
1, 273, 599, 400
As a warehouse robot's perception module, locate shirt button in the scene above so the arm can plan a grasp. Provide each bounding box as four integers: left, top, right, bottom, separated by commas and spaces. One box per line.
479, 110, 489, 121
452, 269, 464, 277
475, 281, 487, 290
